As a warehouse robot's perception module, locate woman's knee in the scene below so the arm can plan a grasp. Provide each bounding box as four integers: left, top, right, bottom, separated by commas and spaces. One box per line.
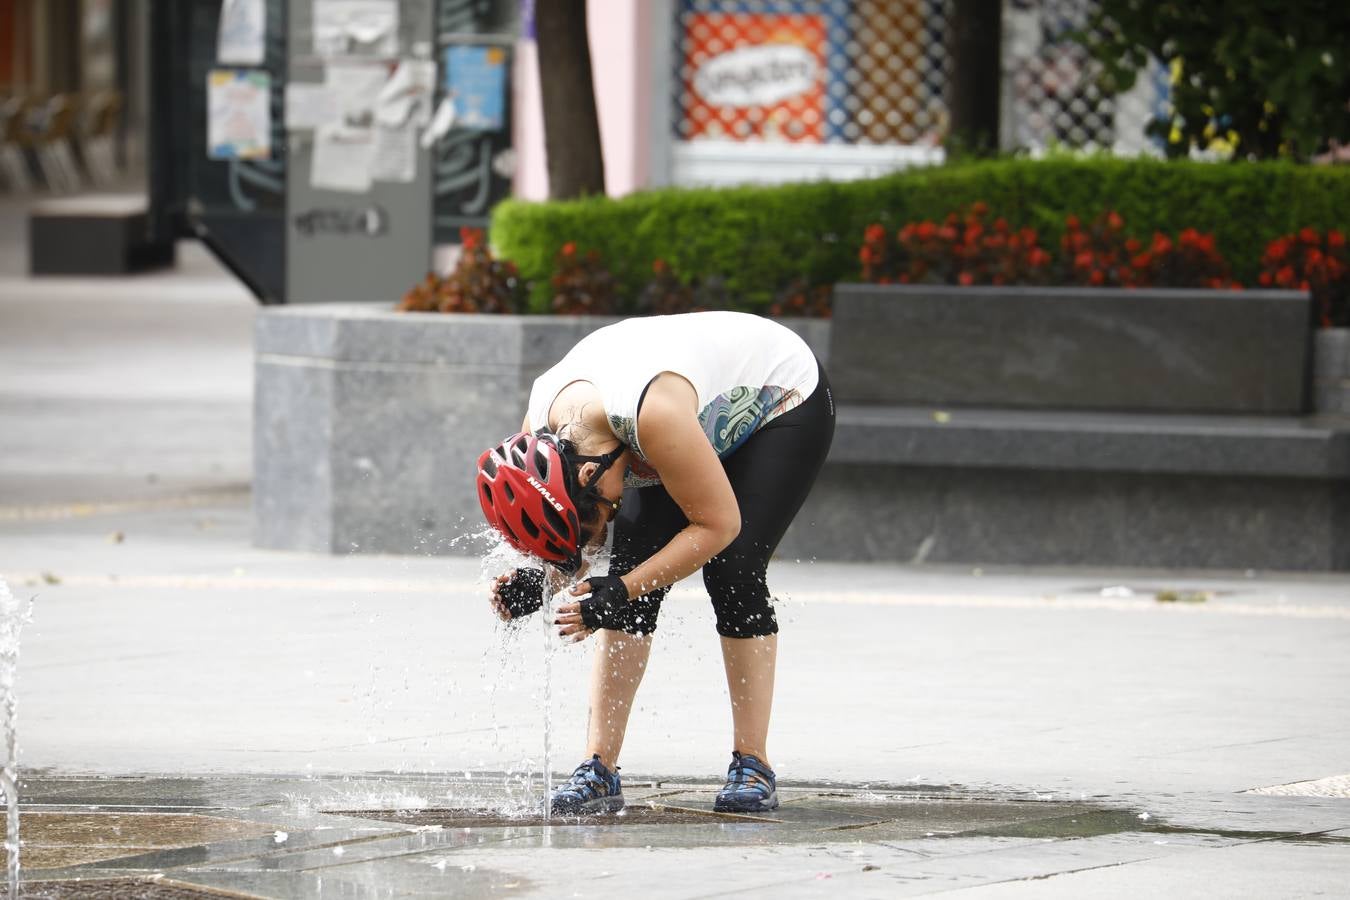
703, 566, 778, 638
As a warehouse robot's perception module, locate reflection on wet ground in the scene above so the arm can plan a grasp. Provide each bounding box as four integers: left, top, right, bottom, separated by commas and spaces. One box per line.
5, 773, 1348, 898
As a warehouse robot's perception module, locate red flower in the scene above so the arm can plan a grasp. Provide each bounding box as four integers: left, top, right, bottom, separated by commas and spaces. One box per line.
1065, 214, 1081, 230
1276, 265, 1296, 286
1258, 272, 1272, 286
1089, 270, 1105, 285
1328, 230, 1345, 249
1106, 211, 1124, 231
958, 271, 975, 286
915, 222, 936, 241
1074, 251, 1094, 270
864, 223, 886, 243
1300, 227, 1319, 245
1132, 253, 1151, 269
561, 241, 577, 257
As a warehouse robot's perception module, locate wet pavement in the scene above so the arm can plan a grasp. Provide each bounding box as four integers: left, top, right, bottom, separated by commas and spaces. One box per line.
2, 198, 1350, 896
8, 773, 1350, 898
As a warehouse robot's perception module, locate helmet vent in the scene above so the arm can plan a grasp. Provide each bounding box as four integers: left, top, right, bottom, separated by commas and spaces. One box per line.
481, 457, 498, 478
501, 481, 515, 503
533, 449, 550, 478
541, 501, 567, 537
519, 513, 540, 539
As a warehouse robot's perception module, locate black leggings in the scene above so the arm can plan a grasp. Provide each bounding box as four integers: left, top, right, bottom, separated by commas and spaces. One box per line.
609, 364, 835, 638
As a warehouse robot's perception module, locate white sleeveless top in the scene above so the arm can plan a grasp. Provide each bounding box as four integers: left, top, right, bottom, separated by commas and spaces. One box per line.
527, 311, 819, 485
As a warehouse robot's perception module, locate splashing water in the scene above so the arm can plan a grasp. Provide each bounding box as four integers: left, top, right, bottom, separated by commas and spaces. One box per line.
0, 579, 34, 899
542, 575, 553, 825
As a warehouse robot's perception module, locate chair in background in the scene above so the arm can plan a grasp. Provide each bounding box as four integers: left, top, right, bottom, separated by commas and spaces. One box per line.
79, 90, 124, 185
32, 94, 84, 193
0, 95, 38, 193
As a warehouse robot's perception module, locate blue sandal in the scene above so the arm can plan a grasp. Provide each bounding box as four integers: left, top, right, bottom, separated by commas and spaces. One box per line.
714, 751, 779, 813
550, 755, 625, 815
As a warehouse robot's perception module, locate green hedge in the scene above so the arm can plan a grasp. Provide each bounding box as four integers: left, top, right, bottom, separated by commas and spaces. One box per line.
490, 158, 1350, 312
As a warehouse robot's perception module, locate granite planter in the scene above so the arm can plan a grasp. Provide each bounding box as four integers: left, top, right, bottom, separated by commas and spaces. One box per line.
1314, 328, 1350, 415
829, 283, 1312, 414
253, 304, 830, 555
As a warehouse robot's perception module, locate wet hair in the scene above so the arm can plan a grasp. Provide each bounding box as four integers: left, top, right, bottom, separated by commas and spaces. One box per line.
539, 430, 623, 545
557, 437, 605, 528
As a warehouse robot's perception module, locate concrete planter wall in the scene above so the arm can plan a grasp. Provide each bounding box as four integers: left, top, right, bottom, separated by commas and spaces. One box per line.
1314, 328, 1350, 415
253, 305, 829, 555
253, 290, 1346, 569
827, 283, 1313, 414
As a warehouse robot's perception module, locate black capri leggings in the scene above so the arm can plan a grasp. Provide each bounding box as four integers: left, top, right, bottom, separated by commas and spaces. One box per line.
609, 363, 835, 638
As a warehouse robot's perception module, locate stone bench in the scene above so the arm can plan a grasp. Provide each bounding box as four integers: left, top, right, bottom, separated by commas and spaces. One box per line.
772, 284, 1350, 572
29, 193, 174, 275
776, 405, 1350, 570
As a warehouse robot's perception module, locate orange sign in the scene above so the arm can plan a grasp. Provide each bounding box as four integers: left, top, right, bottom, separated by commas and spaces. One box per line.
681, 13, 827, 143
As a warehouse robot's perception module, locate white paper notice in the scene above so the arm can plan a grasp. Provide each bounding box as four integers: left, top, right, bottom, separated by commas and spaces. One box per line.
326, 61, 390, 123
420, 95, 456, 148
285, 82, 342, 130
313, 0, 398, 58
375, 59, 436, 128
217, 0, 266, 65
207, 69, 272, 160
311, 123, 375, 193
371, 124, 416, 182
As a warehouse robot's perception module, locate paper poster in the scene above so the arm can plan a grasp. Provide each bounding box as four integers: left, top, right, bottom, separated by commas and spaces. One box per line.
446, 45, 507, 130
217, 0, 266, 65
313, 0, 398, 58
375, 59, 437, 128
371, 124, 416, 182
284, 82, 343, 130
326, 61, 391, 124
420, 95, 456, 148
311, 123, 375, 192
207, 69, 272, 160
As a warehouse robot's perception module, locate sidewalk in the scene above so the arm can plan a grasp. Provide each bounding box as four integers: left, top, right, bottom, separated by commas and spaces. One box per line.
1, 210, 1348, 896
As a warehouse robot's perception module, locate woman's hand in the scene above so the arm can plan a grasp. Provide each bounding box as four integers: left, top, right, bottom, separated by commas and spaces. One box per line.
489, 568, 545, 621
555, 574, 631, 642
553, 596, 591, 643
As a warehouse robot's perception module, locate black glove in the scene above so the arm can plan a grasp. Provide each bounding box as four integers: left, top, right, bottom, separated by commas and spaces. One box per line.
498, 568, 545, 619
578, 574, 633, 632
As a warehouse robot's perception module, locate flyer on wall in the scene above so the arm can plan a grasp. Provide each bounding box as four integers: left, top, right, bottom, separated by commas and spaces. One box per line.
207, 69, 272, 160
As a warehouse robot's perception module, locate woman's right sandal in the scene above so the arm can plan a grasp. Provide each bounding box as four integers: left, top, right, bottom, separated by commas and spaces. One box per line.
714, 751, 779, 813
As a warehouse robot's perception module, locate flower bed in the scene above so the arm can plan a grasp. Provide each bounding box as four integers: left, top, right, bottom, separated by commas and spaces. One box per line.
489, 158, 1350, 311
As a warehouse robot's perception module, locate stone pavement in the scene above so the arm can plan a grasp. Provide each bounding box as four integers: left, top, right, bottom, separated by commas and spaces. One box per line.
1, 198, 1349, 896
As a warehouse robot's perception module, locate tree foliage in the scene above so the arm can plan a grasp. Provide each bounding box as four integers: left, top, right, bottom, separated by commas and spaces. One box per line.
1086, 1, 1350, 160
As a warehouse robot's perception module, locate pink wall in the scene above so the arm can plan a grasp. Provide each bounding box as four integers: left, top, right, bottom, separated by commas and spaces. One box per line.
513, 0, 654, 201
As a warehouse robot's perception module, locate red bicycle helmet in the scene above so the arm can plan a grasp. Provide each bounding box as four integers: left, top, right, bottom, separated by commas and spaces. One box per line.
477, 431, 584, 573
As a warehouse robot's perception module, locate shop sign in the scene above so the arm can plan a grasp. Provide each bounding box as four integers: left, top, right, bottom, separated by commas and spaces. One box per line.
694, 43, 819, 108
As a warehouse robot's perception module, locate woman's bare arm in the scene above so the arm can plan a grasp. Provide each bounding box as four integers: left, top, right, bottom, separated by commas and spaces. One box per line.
610, 372, 740, 597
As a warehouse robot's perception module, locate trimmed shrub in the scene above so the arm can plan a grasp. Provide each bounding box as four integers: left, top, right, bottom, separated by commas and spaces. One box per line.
490, 158, 1350, 312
